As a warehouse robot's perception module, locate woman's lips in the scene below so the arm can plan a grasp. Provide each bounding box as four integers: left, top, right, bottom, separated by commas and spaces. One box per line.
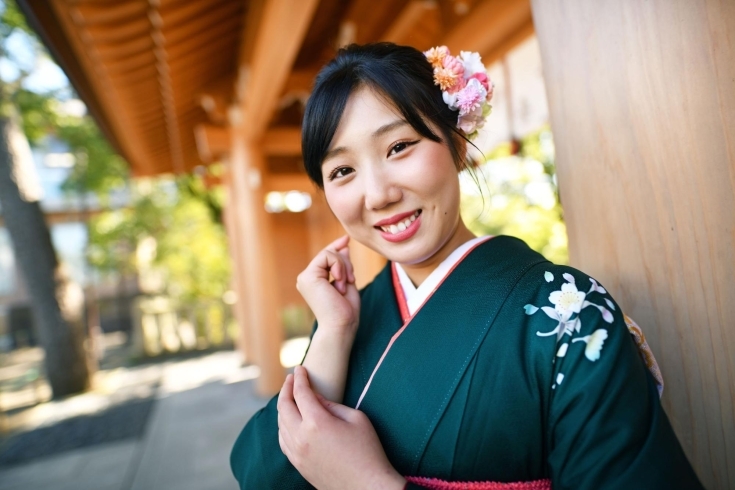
378, 210, 421, 243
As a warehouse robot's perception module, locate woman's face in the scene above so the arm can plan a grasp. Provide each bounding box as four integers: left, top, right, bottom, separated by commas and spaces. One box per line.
321, 86, 463, 265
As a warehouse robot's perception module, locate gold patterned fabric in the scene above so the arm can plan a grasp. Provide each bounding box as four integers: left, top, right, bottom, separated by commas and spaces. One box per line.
625, 315, 664, 397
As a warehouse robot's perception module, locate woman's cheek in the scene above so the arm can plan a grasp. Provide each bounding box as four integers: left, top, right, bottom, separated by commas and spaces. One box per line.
327, 188, 362, 230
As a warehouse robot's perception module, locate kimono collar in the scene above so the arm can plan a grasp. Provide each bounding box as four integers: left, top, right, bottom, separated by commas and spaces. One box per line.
394, 236, 492, 319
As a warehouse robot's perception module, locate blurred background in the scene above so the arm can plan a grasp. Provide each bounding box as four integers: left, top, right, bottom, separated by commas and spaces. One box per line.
0, 0, 731, 489
0, 1, 564, 488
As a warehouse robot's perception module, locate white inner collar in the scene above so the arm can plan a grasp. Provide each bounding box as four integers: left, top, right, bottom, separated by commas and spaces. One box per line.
394, 235, 490, 316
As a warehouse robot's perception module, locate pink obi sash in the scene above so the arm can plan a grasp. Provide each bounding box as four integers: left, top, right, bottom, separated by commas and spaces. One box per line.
405, 476, 552, 489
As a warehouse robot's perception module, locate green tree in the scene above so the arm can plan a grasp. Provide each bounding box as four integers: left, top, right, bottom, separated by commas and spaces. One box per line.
461, 127, 568, 265
0, 0, 90, 397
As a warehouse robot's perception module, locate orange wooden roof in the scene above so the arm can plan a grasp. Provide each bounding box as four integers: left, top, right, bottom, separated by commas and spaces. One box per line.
19, 0, 533, 177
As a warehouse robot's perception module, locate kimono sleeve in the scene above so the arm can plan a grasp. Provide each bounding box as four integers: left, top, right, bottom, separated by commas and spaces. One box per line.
229, 321, 319, 489
229, 394, 315, 489
527, 267, 703, 489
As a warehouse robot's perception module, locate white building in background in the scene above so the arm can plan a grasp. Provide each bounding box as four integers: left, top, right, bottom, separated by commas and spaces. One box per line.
476, 36, 550, 153
0, 135, 132, 351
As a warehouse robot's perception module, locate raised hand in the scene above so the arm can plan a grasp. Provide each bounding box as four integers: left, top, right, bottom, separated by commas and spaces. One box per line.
278, 366, 405, 490
296, 235, 361, 335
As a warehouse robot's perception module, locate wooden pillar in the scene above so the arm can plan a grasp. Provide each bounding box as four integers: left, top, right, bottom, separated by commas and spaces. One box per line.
305, 191, 385, 288
222, 163, 257, 365
229, 134, 285, 395
349, 240, 387, 289
531, 1, 735, 487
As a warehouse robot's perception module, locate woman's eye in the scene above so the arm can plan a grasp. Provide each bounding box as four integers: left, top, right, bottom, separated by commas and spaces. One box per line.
328, 167, 354, 181
388, 140, 418, 157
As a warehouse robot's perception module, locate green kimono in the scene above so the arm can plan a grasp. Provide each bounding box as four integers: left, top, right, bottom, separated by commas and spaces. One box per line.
230, 236, 702, 489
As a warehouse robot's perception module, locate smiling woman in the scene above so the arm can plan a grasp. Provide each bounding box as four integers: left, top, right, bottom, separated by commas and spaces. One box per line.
230, 43, 703, 490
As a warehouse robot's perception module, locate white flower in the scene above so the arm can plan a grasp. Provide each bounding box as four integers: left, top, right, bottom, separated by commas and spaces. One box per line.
459, 51, 485, 77
588, 278, 607, 294
549, 282, 586, 320
556, 343, 568, 357
573, 328, 609, 361
442, 90, 459, 110
585, 329, 608, 361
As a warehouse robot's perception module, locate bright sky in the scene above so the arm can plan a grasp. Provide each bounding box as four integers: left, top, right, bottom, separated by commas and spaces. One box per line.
0, 25, 71, 94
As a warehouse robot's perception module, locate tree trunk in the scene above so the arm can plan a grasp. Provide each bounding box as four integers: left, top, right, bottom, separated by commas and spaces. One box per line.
0, 114, 91, 397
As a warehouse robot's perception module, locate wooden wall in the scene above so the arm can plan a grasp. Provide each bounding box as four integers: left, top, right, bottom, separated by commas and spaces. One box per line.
530, 1, 735, 487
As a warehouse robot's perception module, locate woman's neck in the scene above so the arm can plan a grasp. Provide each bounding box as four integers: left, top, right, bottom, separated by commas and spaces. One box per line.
399, 221, 476, 287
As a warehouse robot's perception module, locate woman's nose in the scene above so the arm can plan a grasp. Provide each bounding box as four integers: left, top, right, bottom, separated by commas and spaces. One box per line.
363, 165, 401, 211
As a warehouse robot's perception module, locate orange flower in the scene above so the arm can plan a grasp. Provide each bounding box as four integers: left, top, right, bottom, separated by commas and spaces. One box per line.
424, 46, 449, 70
433, 67, 460, 91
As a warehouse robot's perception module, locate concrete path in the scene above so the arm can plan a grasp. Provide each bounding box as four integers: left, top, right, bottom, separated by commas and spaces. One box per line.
0, 351, 271, 490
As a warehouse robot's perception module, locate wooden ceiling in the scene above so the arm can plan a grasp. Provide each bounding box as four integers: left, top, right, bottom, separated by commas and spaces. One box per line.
19, 0, 533, 177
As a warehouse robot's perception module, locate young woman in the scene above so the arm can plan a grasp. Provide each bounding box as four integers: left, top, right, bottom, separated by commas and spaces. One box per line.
230, 43, 702, 490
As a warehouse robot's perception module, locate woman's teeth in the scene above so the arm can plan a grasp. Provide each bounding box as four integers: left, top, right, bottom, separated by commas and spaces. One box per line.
380, 211, 420, 234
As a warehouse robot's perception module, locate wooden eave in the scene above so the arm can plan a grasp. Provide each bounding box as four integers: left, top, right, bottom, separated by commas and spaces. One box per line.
19, 0, 535, 178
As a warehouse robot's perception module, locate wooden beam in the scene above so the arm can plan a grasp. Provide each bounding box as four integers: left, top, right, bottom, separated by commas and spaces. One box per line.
84, 18, 149, 43
101, 50, 154, 73
198, 76, 235, 124
264, 173, 314, 193
482, 17, 535, 65
72, 2, 147, 25
262, 127, 301, 156
49, 0, 151, 173
161, 1, 242, 46
167, 33, 235, 69
380, 0, 437, 44
194, 124, 230, 162
149, 6, 184, 173
283, 69, 319, 96
442, 0, 532, 57
94, 36, 152, 61
164, 17, 241, 60
236, 0, 320, 140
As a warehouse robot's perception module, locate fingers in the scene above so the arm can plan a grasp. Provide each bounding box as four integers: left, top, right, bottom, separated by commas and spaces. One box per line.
324, 234, 350, 254
335, 245, 356, 284
292, 366, 328, 420
323, 235, 355, 286
298, 247, 353, 295
315, 392, 359, 422
277, 374, 302, 426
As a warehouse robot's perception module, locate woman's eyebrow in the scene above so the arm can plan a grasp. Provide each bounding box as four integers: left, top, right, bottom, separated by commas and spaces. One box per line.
322, 120, 409, 165
371, 120, 408, 139
322, 146, 347, 165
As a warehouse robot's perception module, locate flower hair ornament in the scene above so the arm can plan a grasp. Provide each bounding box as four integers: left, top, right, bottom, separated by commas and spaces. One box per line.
424, 46, 494, 139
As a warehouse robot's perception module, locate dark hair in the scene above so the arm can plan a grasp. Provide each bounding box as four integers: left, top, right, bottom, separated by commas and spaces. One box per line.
301, 42, 472, 188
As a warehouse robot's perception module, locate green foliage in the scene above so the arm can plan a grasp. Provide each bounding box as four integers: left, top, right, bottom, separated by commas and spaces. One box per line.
461, 127, 568, 264
57, 116, 129, 199
87, 174, 231, 302
12, 88, 58, 142
0, 0, 32, 36
0, 0, 231, 302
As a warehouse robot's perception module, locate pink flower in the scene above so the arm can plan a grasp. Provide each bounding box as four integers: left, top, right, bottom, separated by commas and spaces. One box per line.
457, 106, 485, 134
445, 77, 466, 94
442, 55, 465, 80
456, 78, 486, 115
486, 79, 494, 102
468, 72, 489, 92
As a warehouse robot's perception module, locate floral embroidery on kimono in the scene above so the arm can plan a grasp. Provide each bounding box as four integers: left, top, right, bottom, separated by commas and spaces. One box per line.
524, 269, 664, 395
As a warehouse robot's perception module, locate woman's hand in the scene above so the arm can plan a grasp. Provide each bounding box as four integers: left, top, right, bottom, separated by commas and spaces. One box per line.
278, 366, 406, 490
296, 235, 360, 335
